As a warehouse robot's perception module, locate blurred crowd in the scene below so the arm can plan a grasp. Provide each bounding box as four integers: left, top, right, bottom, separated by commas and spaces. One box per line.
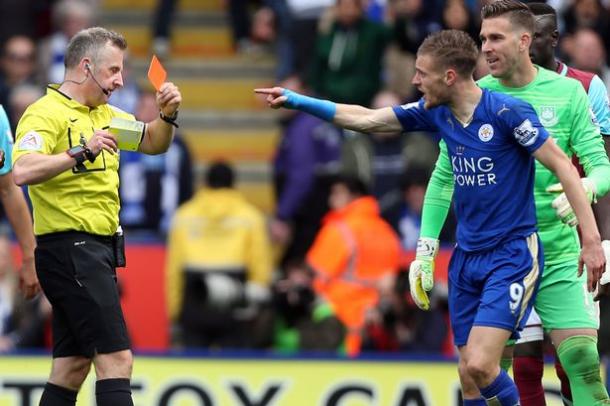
1, 0, 610, 359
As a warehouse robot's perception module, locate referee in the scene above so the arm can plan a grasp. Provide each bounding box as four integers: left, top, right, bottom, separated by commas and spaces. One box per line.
11, 27, 181, 406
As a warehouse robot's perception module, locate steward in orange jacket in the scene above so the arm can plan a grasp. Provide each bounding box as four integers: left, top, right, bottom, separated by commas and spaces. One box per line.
306, 176, 401, 356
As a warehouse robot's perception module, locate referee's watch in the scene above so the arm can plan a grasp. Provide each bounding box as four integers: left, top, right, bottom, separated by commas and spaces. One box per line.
66, 145, 95, 166
67, 145, 87, 165
159, 110, 179, 128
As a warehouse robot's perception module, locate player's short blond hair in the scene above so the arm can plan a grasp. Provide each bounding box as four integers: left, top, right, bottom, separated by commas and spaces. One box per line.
417, 30, 479, 78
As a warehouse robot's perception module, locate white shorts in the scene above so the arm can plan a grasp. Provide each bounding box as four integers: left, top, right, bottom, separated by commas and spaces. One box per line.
516, 308, 544, 344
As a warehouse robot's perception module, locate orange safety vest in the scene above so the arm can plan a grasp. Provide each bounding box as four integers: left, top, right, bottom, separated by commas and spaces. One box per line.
306, 196, 401, 356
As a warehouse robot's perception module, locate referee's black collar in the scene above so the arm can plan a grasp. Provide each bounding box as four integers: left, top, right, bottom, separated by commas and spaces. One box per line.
47, 84, 96, 112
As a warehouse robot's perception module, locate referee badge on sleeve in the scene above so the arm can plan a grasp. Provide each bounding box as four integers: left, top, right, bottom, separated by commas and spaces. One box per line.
18, 131, 43, 151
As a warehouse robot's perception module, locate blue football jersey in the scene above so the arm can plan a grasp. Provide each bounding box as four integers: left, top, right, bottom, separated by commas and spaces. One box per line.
392, 89, 549, 252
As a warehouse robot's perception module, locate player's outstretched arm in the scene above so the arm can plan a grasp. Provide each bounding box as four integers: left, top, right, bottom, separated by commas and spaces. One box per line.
534, 138, 605, 292
254, 87, 402, 134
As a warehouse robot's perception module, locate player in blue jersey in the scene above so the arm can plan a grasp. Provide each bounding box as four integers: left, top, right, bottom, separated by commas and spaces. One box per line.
256, 29, 606, 406
0, 105, 38, 300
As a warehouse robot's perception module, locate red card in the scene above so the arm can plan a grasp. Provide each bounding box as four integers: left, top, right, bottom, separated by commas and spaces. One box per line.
147, 55, 167, 91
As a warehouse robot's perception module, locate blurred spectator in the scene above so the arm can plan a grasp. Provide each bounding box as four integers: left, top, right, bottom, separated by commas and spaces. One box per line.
0, 0, 54, 45
166, 161, 274, 349
272, 260, 345, 353
226, 0, 295, 79
38, 0, 96, 85
308, 0, 391, 106
363, 269, 449, 353
119, 91, 193, 236
0, 36, 38, 123
562, 0, 610, 63
441, 0, 479, 42
8, 84, 44, 133
390, 0, 443, 56
227, 0, 262, 54
286, 0, 333, 77
151, 0, 178, 59
398, 166, 457, 250
397, 166, 429, 250
307, 175, 401, 356
566, 28, 610, 89
365, 0, 387, 22
384, 0, 443, 100
272, 75, 342, 266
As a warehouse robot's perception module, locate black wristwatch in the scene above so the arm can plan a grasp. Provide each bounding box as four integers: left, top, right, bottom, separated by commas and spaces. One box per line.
66, 145, 87, 165
66, 145, 95, 165
160, 110, 179, 128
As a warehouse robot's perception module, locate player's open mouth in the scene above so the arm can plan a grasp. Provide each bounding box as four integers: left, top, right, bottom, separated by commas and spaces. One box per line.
487, 57, 499, 67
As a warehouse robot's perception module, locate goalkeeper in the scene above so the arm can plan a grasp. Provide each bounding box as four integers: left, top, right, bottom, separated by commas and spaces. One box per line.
411, 3, 610, 405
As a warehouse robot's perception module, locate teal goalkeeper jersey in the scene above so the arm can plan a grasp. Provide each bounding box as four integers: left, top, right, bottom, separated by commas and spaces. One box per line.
428, 67, 610, 264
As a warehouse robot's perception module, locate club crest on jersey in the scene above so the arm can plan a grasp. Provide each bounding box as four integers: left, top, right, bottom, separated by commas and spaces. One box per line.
514, 119, 538, 146
478, 124, 494, 142
539, 106, 558, 127
17, 131, 43, 151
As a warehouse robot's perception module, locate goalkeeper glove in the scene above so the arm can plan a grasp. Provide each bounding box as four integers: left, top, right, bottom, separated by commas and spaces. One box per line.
546, 178, 596, 226
409, 237, 439, 310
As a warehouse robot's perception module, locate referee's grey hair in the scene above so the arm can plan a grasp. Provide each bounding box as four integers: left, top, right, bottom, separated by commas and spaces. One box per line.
64, 27, 127, 69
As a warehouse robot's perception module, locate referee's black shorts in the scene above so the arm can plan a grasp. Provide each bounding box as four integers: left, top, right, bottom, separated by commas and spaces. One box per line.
35, 231, 130, 358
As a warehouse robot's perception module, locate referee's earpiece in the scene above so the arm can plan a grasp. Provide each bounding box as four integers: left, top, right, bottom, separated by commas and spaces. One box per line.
84, 62, 110, 96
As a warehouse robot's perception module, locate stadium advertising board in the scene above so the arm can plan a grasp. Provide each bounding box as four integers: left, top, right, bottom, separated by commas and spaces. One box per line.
0, 356, 569, 405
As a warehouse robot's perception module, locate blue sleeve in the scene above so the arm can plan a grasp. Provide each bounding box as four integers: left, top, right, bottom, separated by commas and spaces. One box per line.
587, 75, 610, 136
391, 98, 436, 132
507, 100, 549, 154
0, 105, 13, 175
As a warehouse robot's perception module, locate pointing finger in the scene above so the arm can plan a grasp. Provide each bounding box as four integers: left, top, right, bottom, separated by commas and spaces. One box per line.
254, 88, 275, 95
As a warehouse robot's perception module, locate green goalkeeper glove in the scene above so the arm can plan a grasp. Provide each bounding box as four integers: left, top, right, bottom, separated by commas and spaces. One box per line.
546, 178, 596, 226
409, 237, 439, 310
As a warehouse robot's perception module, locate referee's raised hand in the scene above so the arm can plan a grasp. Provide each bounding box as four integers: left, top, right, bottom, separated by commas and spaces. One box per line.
87, 129, 118, 156
157, 82, 181, 117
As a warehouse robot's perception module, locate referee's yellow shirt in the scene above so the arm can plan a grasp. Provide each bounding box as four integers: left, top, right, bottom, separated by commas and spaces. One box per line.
13, 85, 134, 236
